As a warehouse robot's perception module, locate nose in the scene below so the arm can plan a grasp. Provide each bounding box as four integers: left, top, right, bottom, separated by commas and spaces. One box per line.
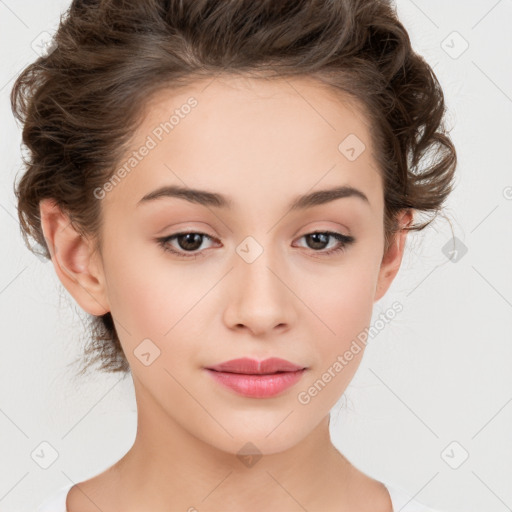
222, 248, 297, 337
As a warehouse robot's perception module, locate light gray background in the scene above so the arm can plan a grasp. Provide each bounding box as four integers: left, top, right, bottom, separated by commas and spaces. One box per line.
1, 1, 511, 511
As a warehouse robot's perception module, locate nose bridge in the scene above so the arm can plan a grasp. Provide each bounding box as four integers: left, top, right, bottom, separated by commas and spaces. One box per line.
237, 235, 285, 305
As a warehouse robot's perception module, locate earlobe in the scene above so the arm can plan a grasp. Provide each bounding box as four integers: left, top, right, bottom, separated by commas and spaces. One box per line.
373, 209, 413, 303
39, 198, 110, 316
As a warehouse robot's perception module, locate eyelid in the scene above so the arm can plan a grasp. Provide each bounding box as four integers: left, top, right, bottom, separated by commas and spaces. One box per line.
295, 220, 352, 237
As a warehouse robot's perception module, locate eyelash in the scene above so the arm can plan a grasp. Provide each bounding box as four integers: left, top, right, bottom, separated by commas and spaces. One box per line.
156, 230, 355, 259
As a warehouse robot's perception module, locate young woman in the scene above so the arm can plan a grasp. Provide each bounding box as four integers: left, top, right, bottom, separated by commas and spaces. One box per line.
11, 0, 456, 510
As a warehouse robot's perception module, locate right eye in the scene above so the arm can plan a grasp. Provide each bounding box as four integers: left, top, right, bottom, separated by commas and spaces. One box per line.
156, 232, 220, 259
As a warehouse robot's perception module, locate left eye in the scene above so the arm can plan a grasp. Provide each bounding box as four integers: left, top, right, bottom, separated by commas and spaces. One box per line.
156, 231, 355, 259
294, 231, 355, 256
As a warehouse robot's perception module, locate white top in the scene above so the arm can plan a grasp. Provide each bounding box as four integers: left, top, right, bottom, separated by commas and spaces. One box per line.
37, 481, 445, 511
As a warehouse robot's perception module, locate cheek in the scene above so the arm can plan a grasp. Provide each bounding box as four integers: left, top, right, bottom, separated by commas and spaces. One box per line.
103, 244, 218, 360
299, 257, 379, 397
306, 263, 378, 341
294, 274, 375, 408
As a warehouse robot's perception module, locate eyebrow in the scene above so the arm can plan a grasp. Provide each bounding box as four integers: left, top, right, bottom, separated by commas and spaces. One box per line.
137, 184, 370, 210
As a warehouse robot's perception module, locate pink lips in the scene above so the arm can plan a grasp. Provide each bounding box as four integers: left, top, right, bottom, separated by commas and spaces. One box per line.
204, 357, 307, 398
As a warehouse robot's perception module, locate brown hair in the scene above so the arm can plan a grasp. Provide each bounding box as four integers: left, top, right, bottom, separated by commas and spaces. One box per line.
11, 0, 457, 376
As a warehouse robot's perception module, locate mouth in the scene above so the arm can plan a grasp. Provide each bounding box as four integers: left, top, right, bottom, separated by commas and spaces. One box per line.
204, 357, 308, 398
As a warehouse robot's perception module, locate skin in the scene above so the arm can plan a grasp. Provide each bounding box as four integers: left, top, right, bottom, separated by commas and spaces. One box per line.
40, 74, 412, 512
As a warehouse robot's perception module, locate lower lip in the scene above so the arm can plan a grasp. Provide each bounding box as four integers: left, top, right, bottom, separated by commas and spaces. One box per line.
205, 368, 307, 398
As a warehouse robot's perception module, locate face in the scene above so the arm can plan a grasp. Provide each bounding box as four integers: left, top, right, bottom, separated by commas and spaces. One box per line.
43, 74, 410, 456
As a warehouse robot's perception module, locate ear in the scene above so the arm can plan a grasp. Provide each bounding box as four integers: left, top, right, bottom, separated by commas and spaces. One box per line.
39, 198, 110, 316
374, 209, 413, 303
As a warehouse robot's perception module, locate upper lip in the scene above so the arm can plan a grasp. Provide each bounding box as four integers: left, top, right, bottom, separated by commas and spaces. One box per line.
205, 357, 306, 375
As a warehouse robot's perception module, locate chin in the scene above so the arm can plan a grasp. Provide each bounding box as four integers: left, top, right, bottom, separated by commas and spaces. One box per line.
194, 417, 318, 459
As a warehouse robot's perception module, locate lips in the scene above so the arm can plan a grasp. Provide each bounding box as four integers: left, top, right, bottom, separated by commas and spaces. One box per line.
205, 357, 305, 374
204, 357, 308, 398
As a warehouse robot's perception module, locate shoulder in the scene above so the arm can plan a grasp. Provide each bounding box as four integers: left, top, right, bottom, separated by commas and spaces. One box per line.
36, 483, 73, 512
382, 481, 446, 512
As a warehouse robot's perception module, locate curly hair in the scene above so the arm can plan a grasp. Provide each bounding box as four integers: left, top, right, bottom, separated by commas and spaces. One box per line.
11, 0, 457, 376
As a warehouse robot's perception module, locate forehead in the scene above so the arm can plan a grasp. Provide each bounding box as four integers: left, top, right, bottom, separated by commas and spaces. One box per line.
102, 74, 383, 216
